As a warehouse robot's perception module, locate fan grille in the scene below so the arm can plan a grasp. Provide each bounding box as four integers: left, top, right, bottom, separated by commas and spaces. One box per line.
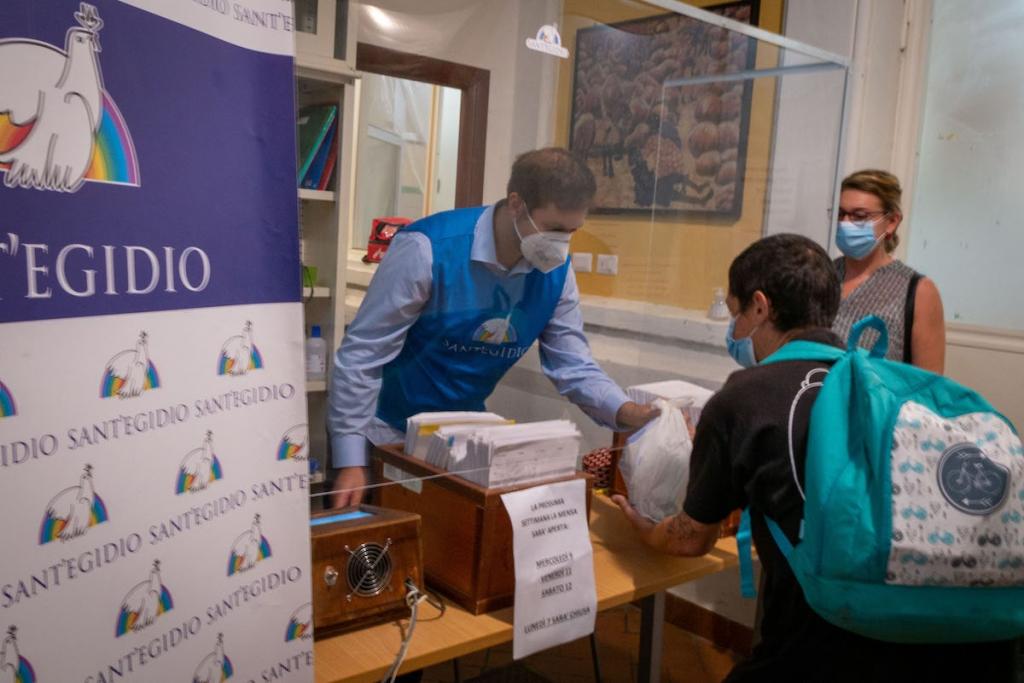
346, 542, 392, 597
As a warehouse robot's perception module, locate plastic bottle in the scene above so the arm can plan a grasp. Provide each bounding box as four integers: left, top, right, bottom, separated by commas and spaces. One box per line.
707, 287, 730, 321
305, 325, 327, 380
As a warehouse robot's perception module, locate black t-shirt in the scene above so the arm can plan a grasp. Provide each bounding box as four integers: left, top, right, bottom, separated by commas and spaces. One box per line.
684, 329, 1016, 682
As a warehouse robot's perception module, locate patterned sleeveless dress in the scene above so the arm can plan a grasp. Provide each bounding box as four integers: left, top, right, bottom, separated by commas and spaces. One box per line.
832, 258, 919, 363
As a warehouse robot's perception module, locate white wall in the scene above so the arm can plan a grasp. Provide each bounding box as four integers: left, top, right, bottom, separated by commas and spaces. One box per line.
763, 0, 854, 244
906, 0, 1024, 331
840, 0, 1024, 428
358, 0, 561, 203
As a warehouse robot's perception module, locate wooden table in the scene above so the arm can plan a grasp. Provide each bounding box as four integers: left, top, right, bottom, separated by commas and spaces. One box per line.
314, 494, 739, 683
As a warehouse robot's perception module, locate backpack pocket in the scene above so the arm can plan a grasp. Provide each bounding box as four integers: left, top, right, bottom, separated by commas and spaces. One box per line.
887, 400, 1024, 587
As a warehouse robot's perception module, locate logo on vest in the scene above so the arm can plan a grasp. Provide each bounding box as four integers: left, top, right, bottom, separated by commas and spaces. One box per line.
937, 443, 1010, 515
472, 314, 518, 344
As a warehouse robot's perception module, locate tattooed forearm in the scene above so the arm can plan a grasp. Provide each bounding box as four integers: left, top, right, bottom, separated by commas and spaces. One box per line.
657, 513, 719, 556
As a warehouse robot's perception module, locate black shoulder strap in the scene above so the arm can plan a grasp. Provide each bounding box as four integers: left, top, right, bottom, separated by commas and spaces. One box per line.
903, 272, 923, 364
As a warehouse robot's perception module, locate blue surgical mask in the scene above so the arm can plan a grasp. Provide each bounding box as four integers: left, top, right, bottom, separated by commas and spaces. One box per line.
726, 316, 759, 368
836, 220, 884, 260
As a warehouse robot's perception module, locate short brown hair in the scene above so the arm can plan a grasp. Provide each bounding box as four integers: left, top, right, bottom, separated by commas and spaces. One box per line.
841, 169, 903, 252
507, 147, 596, 211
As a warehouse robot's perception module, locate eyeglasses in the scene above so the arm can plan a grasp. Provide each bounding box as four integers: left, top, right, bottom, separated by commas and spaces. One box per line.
836, 209, 888, 222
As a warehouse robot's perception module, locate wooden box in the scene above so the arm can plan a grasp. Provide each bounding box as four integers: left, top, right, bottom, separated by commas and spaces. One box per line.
309, 504, 422, 638
372, 444, 592, 615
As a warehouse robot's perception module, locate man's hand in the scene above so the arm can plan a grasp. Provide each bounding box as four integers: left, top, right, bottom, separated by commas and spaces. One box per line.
615, 401, 660, 429
330, 466, 369, 508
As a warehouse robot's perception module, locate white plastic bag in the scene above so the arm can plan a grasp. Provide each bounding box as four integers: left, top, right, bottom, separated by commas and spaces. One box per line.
619, 398, 693, 522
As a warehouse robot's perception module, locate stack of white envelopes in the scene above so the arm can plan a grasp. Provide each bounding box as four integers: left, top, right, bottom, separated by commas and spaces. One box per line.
405, 411, 511, 461
459, 420, 581, 489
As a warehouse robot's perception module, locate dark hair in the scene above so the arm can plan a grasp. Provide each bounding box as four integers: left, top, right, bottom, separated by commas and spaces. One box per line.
728, 234, 840, 331
507, 147, 596, 211
841, 169, 903, 253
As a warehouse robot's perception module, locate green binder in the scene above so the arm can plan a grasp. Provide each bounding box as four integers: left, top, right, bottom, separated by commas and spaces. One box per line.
296, 104, 338, 184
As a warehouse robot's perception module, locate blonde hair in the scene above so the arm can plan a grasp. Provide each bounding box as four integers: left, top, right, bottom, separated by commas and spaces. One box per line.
841, 169, 903, 253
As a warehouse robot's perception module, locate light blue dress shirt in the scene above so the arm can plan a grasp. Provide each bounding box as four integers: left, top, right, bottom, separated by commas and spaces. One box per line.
328, 204, 629, 468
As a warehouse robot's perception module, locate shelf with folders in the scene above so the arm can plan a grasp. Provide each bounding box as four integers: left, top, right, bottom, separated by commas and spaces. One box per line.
293, 3, 359, 492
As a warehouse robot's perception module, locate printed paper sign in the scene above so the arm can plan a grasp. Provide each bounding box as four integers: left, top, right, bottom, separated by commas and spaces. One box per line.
501, 479, 596, 660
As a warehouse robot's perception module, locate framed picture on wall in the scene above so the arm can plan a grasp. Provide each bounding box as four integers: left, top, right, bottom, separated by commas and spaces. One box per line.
569, 0, 759, 218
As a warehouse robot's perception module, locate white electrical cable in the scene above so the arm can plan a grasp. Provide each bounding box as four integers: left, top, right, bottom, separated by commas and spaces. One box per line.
380, 580, 444, 683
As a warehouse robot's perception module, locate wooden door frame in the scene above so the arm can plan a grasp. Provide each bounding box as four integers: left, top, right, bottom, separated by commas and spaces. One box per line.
356, 43, 489, 208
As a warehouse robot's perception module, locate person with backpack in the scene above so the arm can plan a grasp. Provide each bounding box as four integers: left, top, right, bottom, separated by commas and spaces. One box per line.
614, 233, 1017, 681
833, 169, 946, 372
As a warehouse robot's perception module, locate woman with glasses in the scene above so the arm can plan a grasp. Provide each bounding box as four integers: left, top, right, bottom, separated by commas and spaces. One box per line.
832, 169, 946, 372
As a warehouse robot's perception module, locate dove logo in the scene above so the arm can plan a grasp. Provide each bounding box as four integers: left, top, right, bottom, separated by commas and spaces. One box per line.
0, 379, 15, 419
100, 331, 160, 399
39, 463, 109, 544
175, 431, 225, 495
525, 23, 569, 59
0, 626, 36, 683
192, 632, 234, 683
472, 316, 519, 345
227, 514, 272, 576
0, 3, 140, 192
217, 321, 264, 376
284, 603, 313, 642
115, 559, 174, 637
276, 424, 308, 461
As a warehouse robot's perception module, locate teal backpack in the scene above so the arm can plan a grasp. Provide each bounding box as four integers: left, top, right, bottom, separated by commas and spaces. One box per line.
736, 316, 1024, 643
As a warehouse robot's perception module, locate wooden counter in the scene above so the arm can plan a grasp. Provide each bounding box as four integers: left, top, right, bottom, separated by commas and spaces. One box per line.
313, 494, 739, 683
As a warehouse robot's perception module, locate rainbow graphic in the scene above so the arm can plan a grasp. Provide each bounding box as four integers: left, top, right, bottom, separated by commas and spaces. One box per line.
0, 91, 140, 187
217, 345, 263, 375
277, 439, 303, 461
14, 656, 36, 683
285, 619, 311, 642
220, 655, 235, 680
227, 536, 272, 576
115, 586, 173, 637
276, 425, 308, 461
39, 494, 109, 544
116, 585, 174, 638
0, 380, 15, 418
100, 361, 160, 398
175, 456, 224, 494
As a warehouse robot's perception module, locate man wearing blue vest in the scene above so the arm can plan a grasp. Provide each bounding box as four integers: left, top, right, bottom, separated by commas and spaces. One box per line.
328, 147, 656, 506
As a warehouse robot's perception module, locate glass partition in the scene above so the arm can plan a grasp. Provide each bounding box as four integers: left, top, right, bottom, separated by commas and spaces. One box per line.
343, 0, 848, 460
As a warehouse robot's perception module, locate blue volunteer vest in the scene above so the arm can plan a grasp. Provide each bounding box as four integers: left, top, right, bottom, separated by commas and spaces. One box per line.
376, 206, 569, 430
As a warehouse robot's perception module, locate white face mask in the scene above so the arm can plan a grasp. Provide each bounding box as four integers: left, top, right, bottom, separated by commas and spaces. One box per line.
513, 205, 571, 273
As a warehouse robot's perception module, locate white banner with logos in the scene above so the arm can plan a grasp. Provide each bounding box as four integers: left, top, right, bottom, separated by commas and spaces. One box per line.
0, 2, 312, 681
